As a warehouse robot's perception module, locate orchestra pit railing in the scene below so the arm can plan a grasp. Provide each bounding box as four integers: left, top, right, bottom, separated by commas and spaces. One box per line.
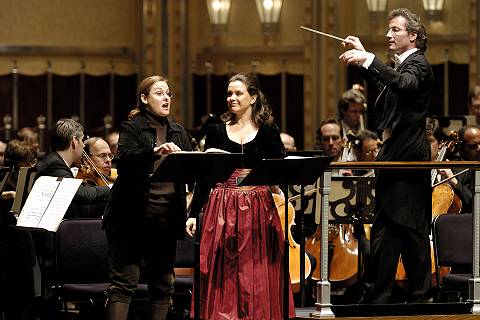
311, 161, 480, 318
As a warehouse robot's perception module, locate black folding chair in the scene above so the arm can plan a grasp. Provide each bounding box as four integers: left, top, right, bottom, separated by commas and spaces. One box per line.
172, 236, 195, 319
54, 218, 149, 316
432, 213, 472, 302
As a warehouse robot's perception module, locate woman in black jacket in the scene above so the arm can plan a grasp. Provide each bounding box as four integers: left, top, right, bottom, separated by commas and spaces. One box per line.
103, 75, 191, 320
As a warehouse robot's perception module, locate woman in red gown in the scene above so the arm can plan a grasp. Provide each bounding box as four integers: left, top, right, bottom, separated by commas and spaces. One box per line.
186, 72, 295, 319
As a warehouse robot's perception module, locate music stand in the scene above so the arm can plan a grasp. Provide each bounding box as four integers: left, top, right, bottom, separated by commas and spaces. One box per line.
150, 151, 245, 320
239, 156, 333, 319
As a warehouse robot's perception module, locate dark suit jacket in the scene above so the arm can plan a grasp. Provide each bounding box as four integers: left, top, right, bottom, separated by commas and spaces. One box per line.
361, 50, 433, 231
36, 151, 110, 218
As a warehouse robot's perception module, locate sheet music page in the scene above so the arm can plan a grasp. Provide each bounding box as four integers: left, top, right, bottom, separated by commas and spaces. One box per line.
37, 178, 82, 232
16, 176, 60, 229
284, 155, 313, 159
16, 176, 82, 232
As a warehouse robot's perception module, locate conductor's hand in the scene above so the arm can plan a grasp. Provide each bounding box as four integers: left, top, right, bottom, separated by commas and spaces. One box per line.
339, 49, 369, 66
154, 142, 181, 155
186, 217, 196, 237
339, 35, 368, 66
342, 36, 365, 51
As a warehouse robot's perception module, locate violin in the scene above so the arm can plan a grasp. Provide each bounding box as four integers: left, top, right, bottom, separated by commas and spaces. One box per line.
75, 150, 116, 187
272, 193, 312, 293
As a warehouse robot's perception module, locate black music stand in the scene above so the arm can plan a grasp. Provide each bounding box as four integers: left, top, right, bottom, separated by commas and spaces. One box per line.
239, 156, 333, 319
151, 152, 245, 320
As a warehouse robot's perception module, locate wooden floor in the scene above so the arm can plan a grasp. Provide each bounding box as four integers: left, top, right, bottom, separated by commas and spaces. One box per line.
295, 302, 480, 319
296, 314, 480, 320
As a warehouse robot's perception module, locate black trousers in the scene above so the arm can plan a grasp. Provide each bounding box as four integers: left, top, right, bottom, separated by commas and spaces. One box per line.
361, 204, 431, 303
106, 221, 177, 305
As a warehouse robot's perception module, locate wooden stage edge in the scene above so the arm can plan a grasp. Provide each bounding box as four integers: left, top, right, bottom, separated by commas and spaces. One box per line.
295, 302, 480, 319
296, 314, 480, 320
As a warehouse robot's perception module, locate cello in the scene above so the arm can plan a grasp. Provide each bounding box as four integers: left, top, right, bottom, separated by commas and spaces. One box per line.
304, 179, 361, 287
431, 131, 461, 218
305, 223, 358, 286
272, 193, 312, 293
395, 131, 460, 283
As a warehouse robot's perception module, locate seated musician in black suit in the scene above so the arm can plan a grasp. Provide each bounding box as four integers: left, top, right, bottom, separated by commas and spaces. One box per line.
36, 118, 110, 218
0, 139, 37, 319
438, 125, 480, 214
32, 119, 111, 318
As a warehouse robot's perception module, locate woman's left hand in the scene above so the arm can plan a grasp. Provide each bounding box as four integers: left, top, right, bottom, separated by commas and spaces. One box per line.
154, 142, 181, 155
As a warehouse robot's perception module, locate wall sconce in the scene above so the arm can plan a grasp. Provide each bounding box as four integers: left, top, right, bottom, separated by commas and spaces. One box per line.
255, 0, 283, 36
366, 0, 388, 20
206, 0, 231, 35
422, 0, 445, 20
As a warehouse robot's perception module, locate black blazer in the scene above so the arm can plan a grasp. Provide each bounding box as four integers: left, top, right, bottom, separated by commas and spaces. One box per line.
36, 152, 110, 218
103, 113, 192, 239
361, 50, 433, 230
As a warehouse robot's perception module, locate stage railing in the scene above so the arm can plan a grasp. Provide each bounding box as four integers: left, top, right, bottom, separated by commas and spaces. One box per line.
311, 161, 480, 318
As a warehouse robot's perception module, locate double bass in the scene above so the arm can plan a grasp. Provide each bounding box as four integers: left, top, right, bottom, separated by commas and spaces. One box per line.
272, 193, 312, 293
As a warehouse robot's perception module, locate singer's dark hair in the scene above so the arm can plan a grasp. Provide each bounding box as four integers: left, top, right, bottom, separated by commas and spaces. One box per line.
221, 73, 273, 126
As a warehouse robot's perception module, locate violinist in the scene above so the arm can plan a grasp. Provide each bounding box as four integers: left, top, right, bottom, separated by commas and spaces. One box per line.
36, 119, 110, 219
438, 125, 480, 214
426, 118, 447, 163
34, 119, 111, 318
351, 129, 380, 177
76, 137, 116, 187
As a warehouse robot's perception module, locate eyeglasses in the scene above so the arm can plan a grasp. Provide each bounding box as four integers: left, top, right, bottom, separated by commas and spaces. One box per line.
91, 153, 115, 161
149, 91, 173, 99
385, 27, 408, 36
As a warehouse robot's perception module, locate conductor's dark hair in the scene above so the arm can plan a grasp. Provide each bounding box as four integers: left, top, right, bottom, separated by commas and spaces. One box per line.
389, 8, 428, 52
51, 118, 84, 151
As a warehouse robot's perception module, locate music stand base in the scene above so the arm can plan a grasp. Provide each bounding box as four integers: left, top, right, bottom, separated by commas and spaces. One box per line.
468, 278, 480, 314
310, 280, 334, 318
310, 306, 335, 318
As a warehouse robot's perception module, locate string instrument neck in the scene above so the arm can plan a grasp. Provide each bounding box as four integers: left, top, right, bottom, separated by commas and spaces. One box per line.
81, 150, 111, 186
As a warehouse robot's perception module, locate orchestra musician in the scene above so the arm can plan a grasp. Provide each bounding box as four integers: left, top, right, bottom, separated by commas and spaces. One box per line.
316, 119, 353, 176
438, 125, 480, 214
340, 8, 433, 303
337, 88, 366, 138
36, 119, 111, 219
75, 137, 116, 187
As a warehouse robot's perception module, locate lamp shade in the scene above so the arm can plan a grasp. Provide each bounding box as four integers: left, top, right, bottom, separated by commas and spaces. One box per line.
422, 0, 445, 20
366, 0, 388, 12
255, 0, 283, 35
366, 0, 387, 20
422, 0, 445, 11
206, 0, 231, 33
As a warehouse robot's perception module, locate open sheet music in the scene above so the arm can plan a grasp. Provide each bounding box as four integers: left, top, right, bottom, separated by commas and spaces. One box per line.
16, 176, 82, 232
